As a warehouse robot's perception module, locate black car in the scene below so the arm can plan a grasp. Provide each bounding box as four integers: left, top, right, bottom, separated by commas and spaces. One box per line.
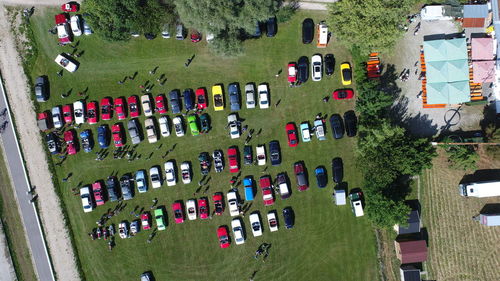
144, 33, 156, 40
35, 76, 49, 102
266, 17, 277, 37
315, 166, 327, 188
329, 114, 344, 139
244, 145, 253, 165
253, 22, 262, 37
45, 132, 60, 154
332, 157, 343, 184
297, 56, 309, 83
302, 18, 314, 44
183, 88, 194, 111
269, 140, 281, 166
120, 175, 133, 200
228, 83, 240, 111
324, 54, 335, 76
198, 152, 211, 175
283, 207, 294, 229
344, 110, 357, 137
169, 90, 181, 114
106, 176, 119, 202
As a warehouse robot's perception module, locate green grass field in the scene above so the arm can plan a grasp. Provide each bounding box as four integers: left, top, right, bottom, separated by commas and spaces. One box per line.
29, 8, 377, 280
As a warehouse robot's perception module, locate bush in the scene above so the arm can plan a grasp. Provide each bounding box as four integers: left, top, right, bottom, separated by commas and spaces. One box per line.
276, 2, 298, 23
445, 145, 479, 171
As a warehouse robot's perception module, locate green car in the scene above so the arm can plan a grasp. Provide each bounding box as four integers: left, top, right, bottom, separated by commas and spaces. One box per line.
188, 114, 199, 136
154, 209, 166, 230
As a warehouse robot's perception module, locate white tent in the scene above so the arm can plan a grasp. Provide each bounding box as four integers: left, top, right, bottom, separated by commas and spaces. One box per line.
334, 189, 346, 205
421, 5, 453, 21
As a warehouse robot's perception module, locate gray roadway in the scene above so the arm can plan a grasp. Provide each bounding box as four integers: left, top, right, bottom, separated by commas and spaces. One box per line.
0, 79, 54, 281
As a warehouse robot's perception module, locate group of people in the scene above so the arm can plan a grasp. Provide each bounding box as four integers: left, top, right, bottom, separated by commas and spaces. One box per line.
253, 243, 271, 262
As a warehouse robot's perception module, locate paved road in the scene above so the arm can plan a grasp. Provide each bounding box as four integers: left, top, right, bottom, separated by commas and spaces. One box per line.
0, 77, 55, 281
0, 222, 16, 281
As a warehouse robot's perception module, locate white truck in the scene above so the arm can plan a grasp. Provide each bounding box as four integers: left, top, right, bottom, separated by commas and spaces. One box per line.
473, 213, 500, 226
458, 181, 500, 198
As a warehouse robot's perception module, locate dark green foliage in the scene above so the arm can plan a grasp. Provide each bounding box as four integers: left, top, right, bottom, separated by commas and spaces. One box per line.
364, 192, 411, 228
276, 2, 298, 23
444, 145, 479, 171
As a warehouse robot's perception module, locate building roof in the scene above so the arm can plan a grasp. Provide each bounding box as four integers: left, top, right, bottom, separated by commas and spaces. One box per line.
420, 5, 453, 21
463, 18, 487, 28
463, 4, 489, 18
398, 210, 421, 234
400, 265, 422, 281
471, 37, 494, 60
395, 240, 428, 264
426, 81, 470, 104
424, 38, 468, 62
473, 61, 495, 83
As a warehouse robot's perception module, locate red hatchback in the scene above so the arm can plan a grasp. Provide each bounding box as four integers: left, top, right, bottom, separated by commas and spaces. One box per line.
100, 97, 112, 120
217, 226, 230, 248
155, 94, 168, 114
198, 198, 209, 219
333, 89, 354, 100
195, 88, 207, 109
87, 101, 98, 124
286, 123, 298, 147
227, 147, 239, 173
114, 97, 127, 120
92, 181, 105, 206
141, 213, 151, 230
288, 62, 297, 83
212, 193, 224, 215
61, 2, 79, 12
64, 130, 76, 155
172, 202, 184, 224
259, 176, 275, 206
128, 95, 140, 118
111, 124, 124, 147
62, 104, 73, 124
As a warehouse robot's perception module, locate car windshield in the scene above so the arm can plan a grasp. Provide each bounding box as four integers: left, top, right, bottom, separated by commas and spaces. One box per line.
342, 69, 351, 81
252, 223, 260, 230
338, 91, 347, 98
102, 105, 110, 113
214, 95, 223, 106
197, 95, 205, 103
174, 210, 182, 218
75, 109, 82, 117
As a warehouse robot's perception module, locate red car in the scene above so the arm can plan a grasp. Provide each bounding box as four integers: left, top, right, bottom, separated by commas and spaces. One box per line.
333, 89, 354, 100
288, 63, 297, 83
128, 95, 140, 118
92, 181, 105, 206
212, 192, 224, 216
294, 162, 309, 191
62, 104, 73, 124
100, 97, 112, 121
227, 147, 239, 173
64, 130, 76, 155
286, 123, 298, 147
155, 94, 167, 114
61, 2, 79, 12
198, 198, 209, 219
195, 88, 207, 109
87, 101, 98, 124
111, 124, 124, 147
259, 176, 274, 206
191, 31, 201, 43
141, 213, 151, 230
172, 202, 184, 224
114, 97, 127, 120
217, 226, 230, 248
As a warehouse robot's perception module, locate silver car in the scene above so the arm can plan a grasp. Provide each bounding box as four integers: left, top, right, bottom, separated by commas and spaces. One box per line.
245, 83, 255, 109
51, 106, 63, 129
128, 119, 141, 144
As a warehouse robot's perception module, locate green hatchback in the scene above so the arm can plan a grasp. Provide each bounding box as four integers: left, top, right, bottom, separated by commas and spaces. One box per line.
154, 209, 166, 230
188, 114, 199, 136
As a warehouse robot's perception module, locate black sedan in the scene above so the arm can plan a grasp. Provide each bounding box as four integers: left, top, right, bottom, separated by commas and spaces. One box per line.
283, 207, 294, 229
332, 157, 343, 184
329, 114, 344, 139
325, 54, 335, 76
344, 110, 357, 137
169, 90, 181, 114
269, 140, 281, 166
302, 18, 314, 44
297, 56, 309, 83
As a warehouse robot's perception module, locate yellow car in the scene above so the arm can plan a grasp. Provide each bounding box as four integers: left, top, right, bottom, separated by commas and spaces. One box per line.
340, 63, 352, 86
212, 85, 224, 111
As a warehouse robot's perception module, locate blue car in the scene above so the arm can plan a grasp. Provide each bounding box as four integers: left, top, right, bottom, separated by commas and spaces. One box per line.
135, 170, 148, 193
228, 83, 240, 111
243, 177, 254, 201
315, 166, 327, 188
79, 129, 93, 153
183, 88, 194, 111
169, 90, 181, 114
97, 125, 109, 148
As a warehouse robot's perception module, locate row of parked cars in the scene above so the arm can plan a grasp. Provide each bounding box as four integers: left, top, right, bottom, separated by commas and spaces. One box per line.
287, 55, 352, 85
55, 9, 92, 45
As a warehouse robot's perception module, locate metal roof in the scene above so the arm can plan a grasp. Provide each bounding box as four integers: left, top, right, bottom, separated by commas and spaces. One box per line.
463, 4, 489, 18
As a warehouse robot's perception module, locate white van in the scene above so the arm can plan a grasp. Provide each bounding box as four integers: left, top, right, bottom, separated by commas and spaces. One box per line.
176, 24, 185, 40
349, 192, 364, 217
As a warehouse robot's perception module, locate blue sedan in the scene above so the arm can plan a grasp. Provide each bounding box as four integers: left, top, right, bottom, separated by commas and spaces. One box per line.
97, 125, 109, 148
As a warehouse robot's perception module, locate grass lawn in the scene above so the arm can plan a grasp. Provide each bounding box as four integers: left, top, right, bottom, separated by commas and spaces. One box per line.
29, 8, 377, 280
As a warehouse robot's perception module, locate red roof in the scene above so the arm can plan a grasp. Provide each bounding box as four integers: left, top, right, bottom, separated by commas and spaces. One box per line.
396, 240, 427, 264
463, 18, 485, 28
55, 13, 67, 25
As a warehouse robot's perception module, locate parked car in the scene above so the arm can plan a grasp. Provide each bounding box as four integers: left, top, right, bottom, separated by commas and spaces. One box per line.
311, 54, 322, 81
340, 62, 352, 86
82, 18, 92, 35
286, 123, 298, 147
332, 157, 343, 184
141, 213, 151, 230
155, 94, 167, 114
228, 83, 240, 111
269, 140, 281, 166
190, 31, 201, 42
154, 209, 166, 230
333, 89, 354, 100
62, 104, 73, 124
55, 14, 72, 45
92, 181, 105, 206
159, 116, 170, 137
172, 202, 184, 223
173, 116, 184, 137
112, 124, 124, 147
79, 129, 93, 153
80, 186, 94, 213
34, 76, 49, 102
245, 83, 256, 109
128, 95, 140, 118
249, 213, 263, 237
277, 173, 290, 199
227, 147, 239, 173
195, 88, 207, 109
105, 176, 118, 202
145, 118, 157, 143
61, 2, 79, 12
266, 17, 277, 37
52, 106, 63, 129
243, 177, 254, 201
329, 114, 344, 139
231, 218, 245, 245
131, 220, 140, 235
213, 192, 224, 215
141, 95, 153, 117
315, 166, 327, 188
213, 150, 224, 173
294, 162, 308, 191
149, 166, 162, 188
267, 211, 279, 232
97, 125, 109, 148
175, 24, 185, 40
212, 85, 224, 111
70, 15, 82, 36
283, 207, 294, 229
54, 53, 78, 72
169, 90, 181, 114
313, 119, 326, 141
344, 110, 357, 137
227, 113, 240, 139
258, 84, 269, 109
187, 114, 199, 136
46, 133, 60, 154
64, 130, 76, 155
260, 176, 274, 206
198, 152, 210, 175
101, 97, 112, 120
120, 175, 133, 200
217, 226, 230, 248
73, 100, 85, 124
86, 101, 98, 124
288, 63, 297, 84
256, 145, 266, 166
164, 161, 176, 186
324, 54, 335, 76
161, 24, 170, 39
200, 113, 210, 133
198, 197, 209, 219
186, 199, 197, 220
180, 161, 191, 184
127, 119, 141, 145
297, 56, 309, 83
227, 191, 239, 217
300, 122, 311, 142
135, 170, 148, 193
349, 192, 364, 217
302, 18, 314, 44
183, 88, 194, 111
118, 221, 129, 238
243, 145, 253, 165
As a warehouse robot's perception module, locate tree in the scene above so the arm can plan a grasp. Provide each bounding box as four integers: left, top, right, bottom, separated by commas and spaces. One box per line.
445, 145, 479, 171
355, 80, 393, 124
327, 0, 417, 53
364, 192, 411, 228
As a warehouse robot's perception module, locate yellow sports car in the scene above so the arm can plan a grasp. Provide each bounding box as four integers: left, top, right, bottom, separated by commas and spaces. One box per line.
340, 63, 352, 86
212, 85, 224, 111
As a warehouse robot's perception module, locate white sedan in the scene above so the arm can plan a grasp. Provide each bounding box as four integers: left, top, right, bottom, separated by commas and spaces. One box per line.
256, 145, 266, 166
245, 83, 255, 109
149, 166, 162, 188
227, 191, 239, 217
314, 119, 326, 141
173, 116, 184, 137
141, 95, 153, 117
267, 212, 278, 232
164, 161, 176, 186
159, 116, 170, 137
258, 84, 269, 109
145, 117, 157, 143
186, 199, 197, 220
311, 54, 322, 81
70, 15, 82, 36
227, 113, 240, 139
249, 213, 263, 237
55, 54, 78, 72
80, 186, 94, 213
180, 162, 191, 184
73, 101, 85, 124
231, 218, 245, 245
51, 106, 63, 129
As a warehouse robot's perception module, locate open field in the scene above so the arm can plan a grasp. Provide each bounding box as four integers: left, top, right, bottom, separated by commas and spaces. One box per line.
28, 8, 378, 280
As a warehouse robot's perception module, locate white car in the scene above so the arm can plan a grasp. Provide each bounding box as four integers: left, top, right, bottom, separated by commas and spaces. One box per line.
206, 33, 214, 42
249, 213, 263, 237
245, 83, 256, 109
173, 116, 184, 137
164, 161, 176, 186
231, 218, 245, 245
227, 113, 240, 139
180, 162, 191, 184
145, 118, 157, 143
227, 191, 239, 217
82, 18, 92, 35
57, 23, 71, 42
54, 54, 78, 72
258, 84, 269, 109
141, 95, 153, 117
186, 199, 197, 220
159, 116, 170, 137
73, 101, 85, 124
149, 166, 162, 188
300, 122, 311, 142
118, 222, 129, 239
267, 212, 279, 232
256, 145, 266, 166
161, 24, 170, 39
51, 106, 63, 129
311, 54, 322, 81
314, 119, 326, 141
70, 15, 82, 36
80, 186, 94, 213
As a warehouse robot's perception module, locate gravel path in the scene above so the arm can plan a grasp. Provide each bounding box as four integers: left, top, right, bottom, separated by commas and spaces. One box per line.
0, 1, 80, 280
